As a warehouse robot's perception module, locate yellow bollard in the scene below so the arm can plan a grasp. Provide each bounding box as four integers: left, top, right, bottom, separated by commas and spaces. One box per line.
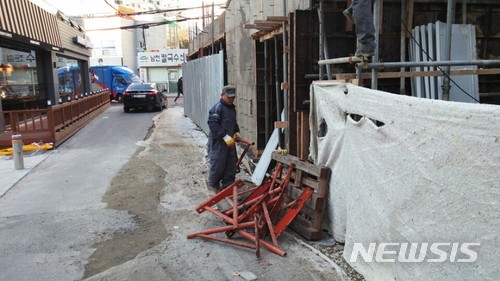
12, 133, 24, 170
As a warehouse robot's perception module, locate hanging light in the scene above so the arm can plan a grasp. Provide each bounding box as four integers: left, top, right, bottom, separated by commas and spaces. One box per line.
0, 63, 14, 76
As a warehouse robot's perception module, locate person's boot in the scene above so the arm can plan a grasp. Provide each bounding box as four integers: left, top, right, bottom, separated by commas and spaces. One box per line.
355, 47, 375, 57
355, 42, 376, 57
205, 180, 218, 192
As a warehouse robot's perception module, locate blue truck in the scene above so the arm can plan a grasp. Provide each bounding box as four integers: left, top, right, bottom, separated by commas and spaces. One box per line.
89, 65, 141, 102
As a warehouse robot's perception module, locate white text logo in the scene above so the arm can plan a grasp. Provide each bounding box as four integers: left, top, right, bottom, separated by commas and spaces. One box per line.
349, 242, 480, 263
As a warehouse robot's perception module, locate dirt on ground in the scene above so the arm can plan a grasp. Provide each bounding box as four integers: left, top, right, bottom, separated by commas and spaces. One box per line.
83, 147, 168, 278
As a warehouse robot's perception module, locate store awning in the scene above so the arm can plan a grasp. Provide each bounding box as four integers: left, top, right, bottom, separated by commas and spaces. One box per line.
0, 0, 63, 51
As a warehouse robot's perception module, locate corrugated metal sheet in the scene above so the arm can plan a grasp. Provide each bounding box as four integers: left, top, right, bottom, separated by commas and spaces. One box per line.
435, 22, 479, 103
182, 51, 224, 135
410, 22, 479, 103
0, 0, 63, 50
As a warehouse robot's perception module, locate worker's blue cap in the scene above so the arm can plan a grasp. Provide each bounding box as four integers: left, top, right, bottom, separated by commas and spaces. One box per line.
222, 85, 236, 97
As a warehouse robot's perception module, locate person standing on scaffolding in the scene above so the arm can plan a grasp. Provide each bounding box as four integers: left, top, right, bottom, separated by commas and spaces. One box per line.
343, 0, 376, 57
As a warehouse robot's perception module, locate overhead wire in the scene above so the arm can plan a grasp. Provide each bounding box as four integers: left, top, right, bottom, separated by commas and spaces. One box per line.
95, 1, 226, 18
85, 17, 202, 31
103, 0, 121, 15
78, 1, 226, 33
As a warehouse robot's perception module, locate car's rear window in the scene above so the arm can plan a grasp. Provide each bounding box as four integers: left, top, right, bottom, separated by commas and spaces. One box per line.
126, 83, 155, 91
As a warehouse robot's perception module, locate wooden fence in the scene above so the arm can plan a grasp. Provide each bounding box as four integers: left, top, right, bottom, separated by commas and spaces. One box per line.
0, 90, 110, 148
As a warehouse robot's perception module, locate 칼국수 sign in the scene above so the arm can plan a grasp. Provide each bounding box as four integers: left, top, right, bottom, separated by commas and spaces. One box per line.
137, 49, 188, 67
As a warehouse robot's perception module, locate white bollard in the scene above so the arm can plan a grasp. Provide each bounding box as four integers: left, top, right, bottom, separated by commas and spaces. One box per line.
12, 133, 24, 170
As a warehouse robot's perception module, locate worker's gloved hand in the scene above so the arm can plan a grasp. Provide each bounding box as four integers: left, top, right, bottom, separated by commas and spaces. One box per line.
223, 134, 236, 147
233, 132, 241, 142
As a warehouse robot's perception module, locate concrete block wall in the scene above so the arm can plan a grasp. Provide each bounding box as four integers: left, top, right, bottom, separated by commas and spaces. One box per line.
223, 0, 312, 146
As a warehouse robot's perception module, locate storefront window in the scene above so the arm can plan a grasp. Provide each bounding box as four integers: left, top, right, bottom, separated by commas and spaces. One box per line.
56, 56, 84, 100
0, 46, 45, 110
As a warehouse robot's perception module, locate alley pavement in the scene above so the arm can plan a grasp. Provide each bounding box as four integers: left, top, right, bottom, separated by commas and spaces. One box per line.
0, 95, 346, 281
0, 93, 183, 198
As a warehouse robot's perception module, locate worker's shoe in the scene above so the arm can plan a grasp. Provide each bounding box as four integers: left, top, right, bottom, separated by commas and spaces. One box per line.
343, 7, 354, 23
355, 47, 375, 57
206, 180, 219, 192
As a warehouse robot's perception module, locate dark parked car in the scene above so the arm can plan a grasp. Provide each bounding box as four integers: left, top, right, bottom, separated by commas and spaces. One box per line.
123, 83, 167, 112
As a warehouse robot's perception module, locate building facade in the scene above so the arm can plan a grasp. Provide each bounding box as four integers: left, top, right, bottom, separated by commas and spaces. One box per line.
82, 0, 185, 90
137, 48, 187, 92
0, 0, 92, 111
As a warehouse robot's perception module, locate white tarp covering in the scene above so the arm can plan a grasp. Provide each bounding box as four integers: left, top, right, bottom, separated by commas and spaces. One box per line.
309, 81, 499, 281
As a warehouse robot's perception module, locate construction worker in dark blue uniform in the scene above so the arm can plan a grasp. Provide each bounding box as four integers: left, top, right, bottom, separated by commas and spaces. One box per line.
207, 85, 241, 190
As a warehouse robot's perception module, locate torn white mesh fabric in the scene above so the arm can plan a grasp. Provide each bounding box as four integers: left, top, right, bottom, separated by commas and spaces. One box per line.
309, 81, 499, 281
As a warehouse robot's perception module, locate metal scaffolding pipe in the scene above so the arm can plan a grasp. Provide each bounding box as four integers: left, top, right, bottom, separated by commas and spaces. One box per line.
264, 41, 269, 142
356, 64, 363, 80
318, 0, 332, 80
443, 0, 455, 101
318, 0, 324, 81
462, 0, 467, 24
211, 2, 215, 55
319, 58, 500, 69
400, 0, 407, 94
366, 60, 500, 69
274, 36, 282, 148
282, 0, 288, 149
371, 0, 381, 89
318, 56, 364, 65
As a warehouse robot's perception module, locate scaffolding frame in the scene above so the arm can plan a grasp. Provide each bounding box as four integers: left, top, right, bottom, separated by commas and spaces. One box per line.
317, 0, 500, 101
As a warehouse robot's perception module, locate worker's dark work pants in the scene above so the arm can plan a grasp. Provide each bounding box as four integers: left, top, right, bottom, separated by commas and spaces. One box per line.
207, 139, 237, 188
352, 0, 376, 52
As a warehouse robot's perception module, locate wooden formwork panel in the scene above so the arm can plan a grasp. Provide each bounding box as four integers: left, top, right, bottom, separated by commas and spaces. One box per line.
271, 151, 331, 240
